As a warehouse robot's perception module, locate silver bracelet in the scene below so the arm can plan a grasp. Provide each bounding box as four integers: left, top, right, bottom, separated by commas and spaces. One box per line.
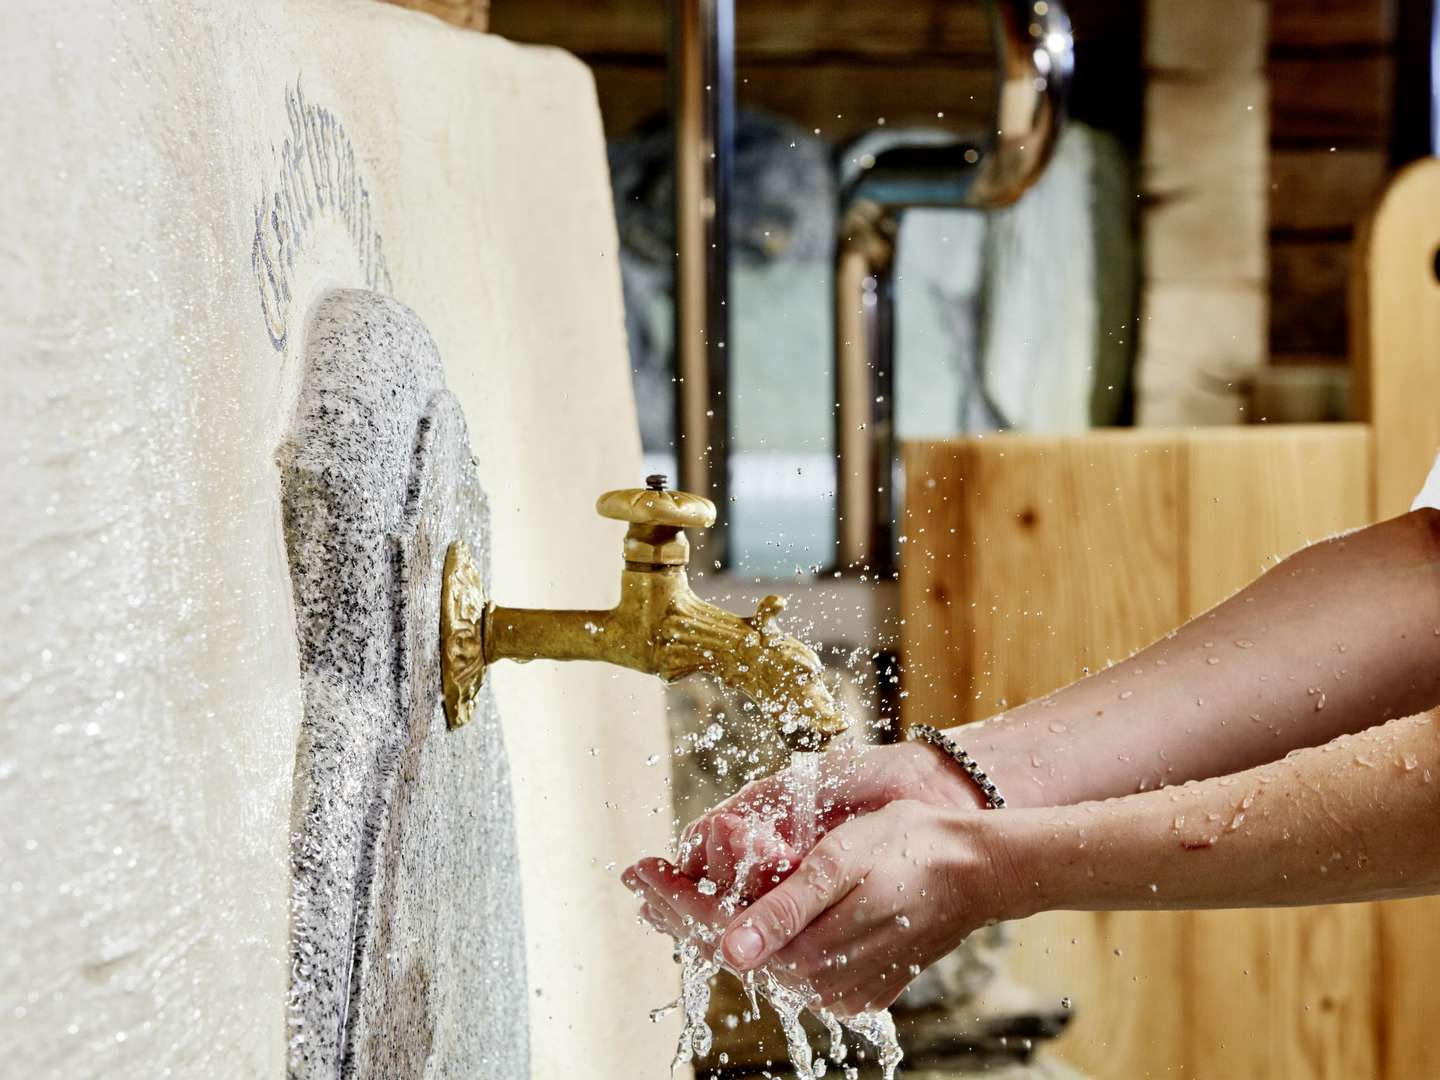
906, 723, 1007, 809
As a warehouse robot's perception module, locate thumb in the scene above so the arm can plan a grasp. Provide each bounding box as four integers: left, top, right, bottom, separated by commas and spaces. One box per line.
719, 821, 869, 972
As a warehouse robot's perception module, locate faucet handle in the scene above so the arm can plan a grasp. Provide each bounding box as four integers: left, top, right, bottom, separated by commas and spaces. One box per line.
596, 486, 716, 529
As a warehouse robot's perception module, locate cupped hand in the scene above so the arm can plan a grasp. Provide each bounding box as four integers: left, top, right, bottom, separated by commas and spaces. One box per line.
626, 799, 1022, 1016
672, 740, 986, 902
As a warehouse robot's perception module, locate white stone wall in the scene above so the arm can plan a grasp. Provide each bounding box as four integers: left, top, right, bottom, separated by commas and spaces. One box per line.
0, 2, 675, 1075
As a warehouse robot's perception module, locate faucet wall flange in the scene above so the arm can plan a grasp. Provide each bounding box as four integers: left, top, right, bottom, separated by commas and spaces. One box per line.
441, 540, 489, 728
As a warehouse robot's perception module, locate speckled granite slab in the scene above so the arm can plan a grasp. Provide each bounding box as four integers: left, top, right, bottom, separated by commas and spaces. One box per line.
280, 289, 528, 1078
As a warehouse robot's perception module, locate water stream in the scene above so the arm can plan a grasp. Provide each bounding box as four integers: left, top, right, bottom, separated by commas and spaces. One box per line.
658, 751, 904, 1079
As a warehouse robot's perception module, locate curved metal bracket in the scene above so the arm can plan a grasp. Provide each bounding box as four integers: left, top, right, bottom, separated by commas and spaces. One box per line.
838, 0, 1074, 215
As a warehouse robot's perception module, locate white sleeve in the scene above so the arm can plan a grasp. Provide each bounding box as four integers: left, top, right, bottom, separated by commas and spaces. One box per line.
1413, 452, 1440, 512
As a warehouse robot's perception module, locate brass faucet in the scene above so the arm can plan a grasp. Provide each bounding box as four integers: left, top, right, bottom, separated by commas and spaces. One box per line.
440, 476, 848, 746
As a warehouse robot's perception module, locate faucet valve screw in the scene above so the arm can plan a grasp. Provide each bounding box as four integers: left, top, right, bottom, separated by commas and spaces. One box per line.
645, 473, 668, 491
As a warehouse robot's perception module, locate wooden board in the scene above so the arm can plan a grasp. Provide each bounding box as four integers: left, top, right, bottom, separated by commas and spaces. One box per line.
1350, 160, 1440, 1080
1351, 157, 1440, 519
900, 432, 1183, 726
588, 56, 994, 138
1271, 0, 1395, 48
1182, 427, 1376, 1080
491, 0, 992, 59
901, 432, 1186, 1079
900, 425, 1415, 1079
1269, 149, 1388, 232
1270, 240, 1351, 357
1269, 55, 1394, 147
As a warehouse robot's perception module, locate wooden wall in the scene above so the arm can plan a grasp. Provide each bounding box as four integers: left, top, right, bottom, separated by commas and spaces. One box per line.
1268, 0, 1396, 366
1135, 0, 1268, 425
491, 1, 1141, 142
900, 426, 1440, 1079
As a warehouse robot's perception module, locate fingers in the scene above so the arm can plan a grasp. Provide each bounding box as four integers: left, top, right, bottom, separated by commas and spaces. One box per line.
679, 775, 792, 877
719, 820, 873, 972
624, 857, 730, 936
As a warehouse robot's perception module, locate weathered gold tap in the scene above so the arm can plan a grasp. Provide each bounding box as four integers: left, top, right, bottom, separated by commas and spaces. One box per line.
440, 476, 847, 746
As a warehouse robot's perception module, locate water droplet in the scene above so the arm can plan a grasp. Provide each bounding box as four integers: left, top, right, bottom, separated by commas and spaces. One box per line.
1234, 639, 1255, 649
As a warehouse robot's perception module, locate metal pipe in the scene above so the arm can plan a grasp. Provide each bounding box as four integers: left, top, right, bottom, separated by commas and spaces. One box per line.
669, 0, 735, 566
833, 0, 1074, 576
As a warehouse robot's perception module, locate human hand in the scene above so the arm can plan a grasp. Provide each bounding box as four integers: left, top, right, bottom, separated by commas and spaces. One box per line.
626, 799, 1022, 1016
672, 741, 986, 902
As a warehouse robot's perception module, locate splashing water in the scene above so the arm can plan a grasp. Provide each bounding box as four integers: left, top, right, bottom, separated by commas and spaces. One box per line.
659, 751, 904, 1080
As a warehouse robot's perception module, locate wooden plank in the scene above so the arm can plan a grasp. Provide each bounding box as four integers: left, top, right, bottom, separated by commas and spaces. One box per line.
901, 432, 1183, 727
1269, 903, 1382, 1080
1181, 427, 1376, 1079
1007, 909, 1189, 1076
382, 0, 489, 30
1180, 426, 1370, 1077
1271, 0, 1395, 48
1269, 149, 1389, 232
1378, 894, 1440, 1079
901, 427, 1388, 1078
1146, 0, 1266, 74
1350, 157, 1440, 518
1181, 425, 1371, 612
491, 0, 991, 59
736, 59, 992, 137
1183, 909, 1278, 1078
588, 58, 993, 138
1145, 79, 1267, 194
901, 432, 1187, 1079
1270, 240, 1351, 356
1269, 56, 1393, 146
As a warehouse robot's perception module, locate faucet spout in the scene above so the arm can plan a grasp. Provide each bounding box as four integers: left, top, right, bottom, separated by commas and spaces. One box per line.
440, 481, 848, 747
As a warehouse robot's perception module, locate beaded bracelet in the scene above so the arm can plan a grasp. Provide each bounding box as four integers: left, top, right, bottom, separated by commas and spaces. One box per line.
906, 723, 1008, 809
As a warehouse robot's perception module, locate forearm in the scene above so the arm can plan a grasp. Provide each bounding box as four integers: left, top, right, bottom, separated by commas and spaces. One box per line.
956, 510, 1440, 808
996, 712, 1440, 917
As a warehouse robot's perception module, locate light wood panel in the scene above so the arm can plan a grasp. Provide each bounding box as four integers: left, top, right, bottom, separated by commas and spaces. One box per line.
1181, 425, 1371, 612
1351, 157, 1440, 1080
1137, 3, 1267, 423
900, 425, 1408, 1079
1351, 157, 1440, 520
1182, 426, 1375, 1080
902, 432, 1187, 1079
901, 432, 1183, 726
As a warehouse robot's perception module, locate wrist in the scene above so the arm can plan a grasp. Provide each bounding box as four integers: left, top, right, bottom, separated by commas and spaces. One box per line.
905, 740, 991, 810
940, 806, 1047, 923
